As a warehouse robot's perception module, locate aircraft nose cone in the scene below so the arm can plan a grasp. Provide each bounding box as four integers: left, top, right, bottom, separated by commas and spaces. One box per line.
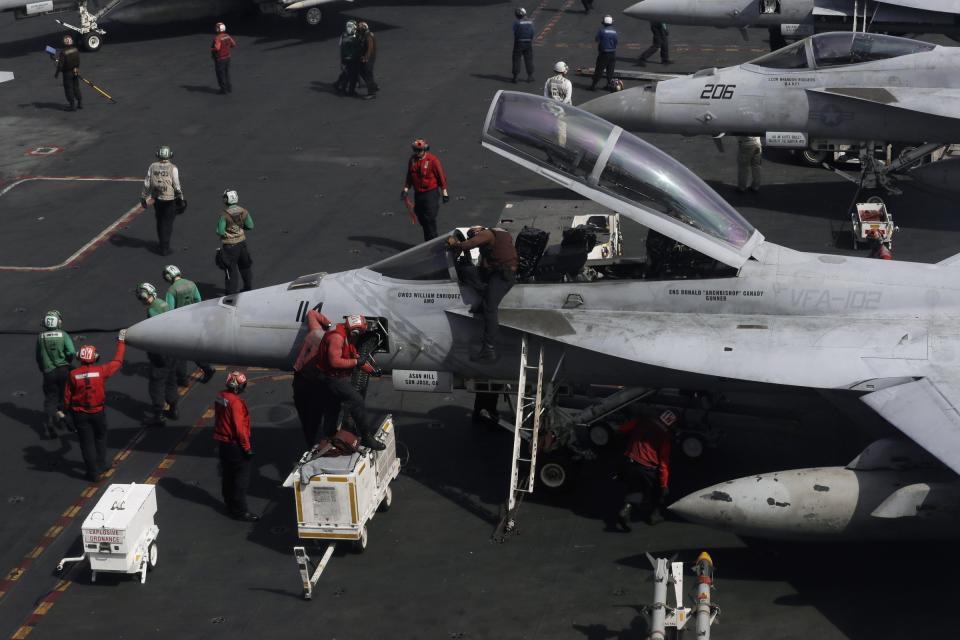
580, 86, 656, 132
125, 298, 236, 361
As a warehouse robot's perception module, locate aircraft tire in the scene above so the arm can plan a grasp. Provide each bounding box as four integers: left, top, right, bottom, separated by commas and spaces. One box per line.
304, 7, 322, 26
800, 149, 829, 167
82, 32, 102, 52
537, 451, 578, 493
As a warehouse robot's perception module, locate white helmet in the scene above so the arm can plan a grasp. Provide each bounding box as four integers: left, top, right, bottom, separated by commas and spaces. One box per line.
223, 189, 239, 206
515, 7, 526, 18
215, 21, 226, 33
162, 264, 181, 283
43, 310, 62, 330
344, 20, 357, 35
553, 61, 568, 74
602, 15, 613, 25
136, 282, 157, 302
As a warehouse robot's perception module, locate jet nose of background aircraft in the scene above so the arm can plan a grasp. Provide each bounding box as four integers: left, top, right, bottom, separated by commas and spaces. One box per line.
125, 298, 235, 362
624, 0, 676, 21
581, 87, 655, 132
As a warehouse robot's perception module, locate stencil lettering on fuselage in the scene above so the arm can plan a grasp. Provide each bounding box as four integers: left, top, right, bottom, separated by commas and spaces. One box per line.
789, 288, 882, 311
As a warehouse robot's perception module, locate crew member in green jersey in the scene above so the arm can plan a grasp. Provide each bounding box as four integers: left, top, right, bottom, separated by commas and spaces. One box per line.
136, 282, 180, 426
36, 310, 76, 439
162, 265, 216, 385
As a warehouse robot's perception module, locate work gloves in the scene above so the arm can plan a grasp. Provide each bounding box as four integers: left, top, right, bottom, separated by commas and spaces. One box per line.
370, 368, 383, 378
118, 329, 127, 342
243, 449, 254, 459
400, 189, 408, 201
442, 192, 450, 204
175, 198, 187, 214
139, 198, 148, 209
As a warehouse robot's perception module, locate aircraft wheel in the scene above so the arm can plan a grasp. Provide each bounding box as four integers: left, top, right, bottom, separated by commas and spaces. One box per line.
378, 486, 393, 512
587, 422, 614, 448
800, 149, 828, 167
82, 32, 102, 52
680, 434, 705, 459
353, 526, 368, 553
304, 7, 322, 26
538, 451, 577, 492
147, 542, 158, 570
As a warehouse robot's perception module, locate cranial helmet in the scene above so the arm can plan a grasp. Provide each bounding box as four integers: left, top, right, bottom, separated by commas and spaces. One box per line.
345, 314, 368, 336
223, 189, 239, 206
156, 145, 173, 160
43, 310, 62, 330
603, 14, 613, 25
136, 282, 157, 302
226, 371, 247, 393
553, 60, 569, 74
515, 7, 527, 18
78, 345, 99, 364
162, 264, 181, 283
610, 78, 624, 92
345, 19, 357, 35
411, 138, 429, 152
357, 21, 369, 32
215, 22, 226, 33
658, 409, 678, 428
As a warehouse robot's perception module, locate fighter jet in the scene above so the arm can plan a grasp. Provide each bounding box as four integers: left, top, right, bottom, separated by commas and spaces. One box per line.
581, 31, 960, 191
1, 0, 350, 51
127, 91, 960, 540
624, 0, 960, 47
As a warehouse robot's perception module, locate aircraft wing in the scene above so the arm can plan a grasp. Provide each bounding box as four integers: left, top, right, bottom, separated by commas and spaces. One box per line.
808, 87, 960, 122
0, 71, 12, 84
875, 0, 960, 14
861, 374, 960, 475
448, 308, 930, 389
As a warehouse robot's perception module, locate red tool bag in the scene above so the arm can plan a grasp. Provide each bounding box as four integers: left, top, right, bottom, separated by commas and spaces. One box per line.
315, 431, 361, 457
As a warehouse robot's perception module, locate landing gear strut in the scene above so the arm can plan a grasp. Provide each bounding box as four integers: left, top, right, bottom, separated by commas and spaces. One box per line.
56, 0, 124, 52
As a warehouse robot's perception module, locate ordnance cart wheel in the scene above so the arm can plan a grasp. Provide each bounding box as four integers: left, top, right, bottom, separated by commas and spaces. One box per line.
353, 526, 368, 553
378, 487, 393, 512
147, 542, 158, 570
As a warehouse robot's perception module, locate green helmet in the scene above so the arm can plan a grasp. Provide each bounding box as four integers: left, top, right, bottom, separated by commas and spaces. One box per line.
162, 264, 181, 283
42, 310, 62, 330
156, 145, 173, 160
136, 282, 158, 302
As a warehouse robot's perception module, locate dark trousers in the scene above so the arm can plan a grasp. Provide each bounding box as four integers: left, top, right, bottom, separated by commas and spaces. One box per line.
345, 59, 362, 94
592, 52, 616, 88
73, 410, 108, 479
214, 58, 232, 92
462, 267, 515, 346
293, 372, 338, 447
512, 42, 534, 80
324, 376, 372, 438
218, 442, 251, 515
581, 0, 594, 12
154, 199, 177, 254
414, 188, 440, 241
175, 360, 214, 386
618, 458, 664, 516
62, 73, 81, 106
640, 25, 669, 62
221, 241, 253, 294
147, 352, 178, 414
42, 366, 70, 427
358, 62, 378, 94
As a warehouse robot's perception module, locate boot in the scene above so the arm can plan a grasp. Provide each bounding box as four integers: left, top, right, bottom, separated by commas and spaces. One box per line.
646, 508, 665, 526
470, 342, 499, 363
43, 419, 57, 439
616, 503, 632, 532
164, 403, 179, 421
143, 410, 166, 427
200, 366, 216, 384
361, 434, 386, 451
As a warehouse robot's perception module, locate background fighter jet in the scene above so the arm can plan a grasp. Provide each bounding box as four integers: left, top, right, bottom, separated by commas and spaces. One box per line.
127, 91, 960, 540
581, 32, 960, 192
624, 0, 960, 47
0, 0, 350, 50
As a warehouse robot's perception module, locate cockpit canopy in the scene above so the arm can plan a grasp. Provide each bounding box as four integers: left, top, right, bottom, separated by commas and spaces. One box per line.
748, 32, 935, 70
480, 91, 761, 269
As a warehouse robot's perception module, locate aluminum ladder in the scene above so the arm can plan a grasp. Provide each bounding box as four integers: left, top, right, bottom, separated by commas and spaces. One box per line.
494, 334, 545, 540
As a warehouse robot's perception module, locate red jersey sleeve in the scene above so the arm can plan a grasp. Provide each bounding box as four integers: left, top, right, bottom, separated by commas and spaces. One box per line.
101, 341, 126, 378
657, 435, 672, 488
233, 398, 251, 452
327, 333, 358, 370
432, 154, 448, 190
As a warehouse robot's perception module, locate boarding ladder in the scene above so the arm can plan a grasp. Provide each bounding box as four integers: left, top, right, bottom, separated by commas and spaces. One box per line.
493, 335, 550, 541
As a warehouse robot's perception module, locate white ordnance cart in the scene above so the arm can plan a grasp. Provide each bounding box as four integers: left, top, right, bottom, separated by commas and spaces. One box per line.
851, 196, 896, 250
58, 483, 159, 584
282, 415, 400, 599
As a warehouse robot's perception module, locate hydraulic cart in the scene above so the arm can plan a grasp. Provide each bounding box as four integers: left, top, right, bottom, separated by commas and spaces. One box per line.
57, 483, 159, 584
282, 415, 400, 599
851, 196, 896, 250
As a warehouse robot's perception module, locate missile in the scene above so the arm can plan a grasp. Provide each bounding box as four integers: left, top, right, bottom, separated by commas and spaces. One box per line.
669, 439, 960, 540
693, 552, 716, 640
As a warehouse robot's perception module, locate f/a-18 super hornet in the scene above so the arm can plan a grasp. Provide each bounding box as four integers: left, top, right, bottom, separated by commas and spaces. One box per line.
127, 91, 960, 540
624, 0, 960, 48
1, 0, 350, 51
582, 31, 960, 192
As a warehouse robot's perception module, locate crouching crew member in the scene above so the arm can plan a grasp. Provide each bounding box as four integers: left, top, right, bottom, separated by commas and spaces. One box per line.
37, 310, 76, 439
217, 189, 254, 295
402, 139, 450, 242
163, 264, 216, 384
64, 331, 126, 482
446, 226, 519, 363
316, 314, 385, 451
214, 371, 259, 522
615, 409, 677, 530
292, 309, 334, 447
136, 283, 180, 426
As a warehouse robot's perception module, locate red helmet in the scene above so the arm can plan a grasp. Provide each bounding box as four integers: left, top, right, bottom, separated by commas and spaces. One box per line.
225, 371, 247, 393
411, 139, 429, 152
346, 314, 368, 334
78, 345, 99, 364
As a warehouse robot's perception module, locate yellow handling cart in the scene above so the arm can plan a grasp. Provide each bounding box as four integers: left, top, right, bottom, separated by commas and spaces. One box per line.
283, 415, 399, 599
